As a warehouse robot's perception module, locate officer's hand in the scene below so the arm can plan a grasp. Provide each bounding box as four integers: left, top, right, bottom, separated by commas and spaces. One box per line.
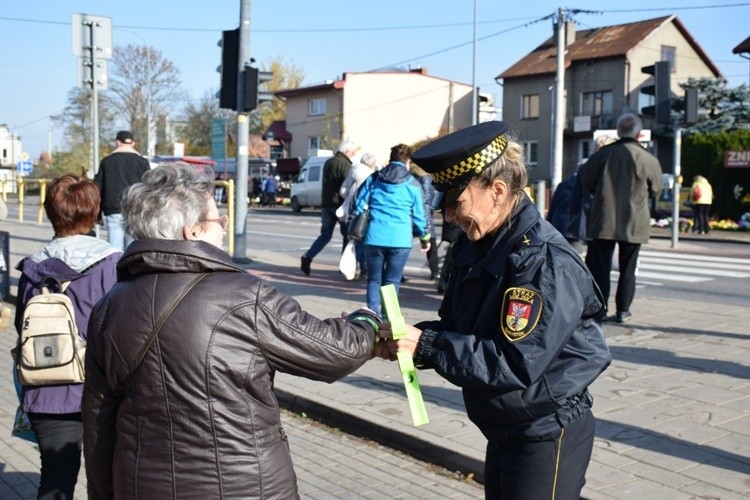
378, 322, 422, 359
397, 324, 423, 358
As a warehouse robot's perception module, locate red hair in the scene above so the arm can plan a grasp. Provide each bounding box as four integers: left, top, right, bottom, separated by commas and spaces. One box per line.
44, 174, 100, 237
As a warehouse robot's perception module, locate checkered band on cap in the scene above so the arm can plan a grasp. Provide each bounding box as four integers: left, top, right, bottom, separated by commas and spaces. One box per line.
431, 134, 508, 186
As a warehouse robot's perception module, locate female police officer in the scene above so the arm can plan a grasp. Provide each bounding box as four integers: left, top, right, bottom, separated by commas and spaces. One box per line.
377, 121, 611, 499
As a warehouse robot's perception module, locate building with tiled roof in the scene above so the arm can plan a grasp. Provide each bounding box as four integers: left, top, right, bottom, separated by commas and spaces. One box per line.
273, 68, 473, 161
496, 15, 721, 182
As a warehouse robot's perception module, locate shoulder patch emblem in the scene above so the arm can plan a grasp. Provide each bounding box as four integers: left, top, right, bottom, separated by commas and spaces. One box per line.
500, 287, 543, 342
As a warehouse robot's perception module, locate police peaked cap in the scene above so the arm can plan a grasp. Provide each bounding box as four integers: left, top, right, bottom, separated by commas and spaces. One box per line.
411, 121, 509, 192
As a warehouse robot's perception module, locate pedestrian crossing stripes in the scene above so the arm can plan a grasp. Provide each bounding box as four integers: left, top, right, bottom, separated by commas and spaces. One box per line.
615, 249, 750, 285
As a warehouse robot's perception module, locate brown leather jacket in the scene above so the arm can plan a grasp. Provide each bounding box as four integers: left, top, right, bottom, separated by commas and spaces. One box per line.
83, 239, 376, 499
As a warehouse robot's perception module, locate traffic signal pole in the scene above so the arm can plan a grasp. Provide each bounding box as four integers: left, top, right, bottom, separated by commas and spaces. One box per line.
233, 0, 251, 263
671, 127, 682, 249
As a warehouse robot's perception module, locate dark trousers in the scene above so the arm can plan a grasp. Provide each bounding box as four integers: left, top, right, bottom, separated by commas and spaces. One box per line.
305, 207, 348, 260
28, 413, 83, 500
695, 204, 710, 233
425, 236, 438, 278
484, 410, 595, 500
585, 239, 640, 315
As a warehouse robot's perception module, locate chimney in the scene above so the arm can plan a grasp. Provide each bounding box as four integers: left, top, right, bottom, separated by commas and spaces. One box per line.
565, 20, 576, 46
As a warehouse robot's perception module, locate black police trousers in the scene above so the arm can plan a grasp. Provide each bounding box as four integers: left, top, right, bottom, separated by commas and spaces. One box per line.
483, 409, 595, 499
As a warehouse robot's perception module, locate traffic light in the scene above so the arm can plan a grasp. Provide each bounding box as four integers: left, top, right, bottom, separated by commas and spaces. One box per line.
641, 61, 671, 125
217, 28, 239, 110
244, 66, 275, 111
685, 87, 699, 125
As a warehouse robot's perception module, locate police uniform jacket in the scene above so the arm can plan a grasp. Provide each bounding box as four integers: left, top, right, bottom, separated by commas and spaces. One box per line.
83, 239, 376, 499
415, 195, 611, 440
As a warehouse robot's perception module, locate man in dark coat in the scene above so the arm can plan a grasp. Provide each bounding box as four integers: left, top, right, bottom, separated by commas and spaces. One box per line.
582, 114, 663, 323
94, 131, 150, 250
300, 140, 358, 275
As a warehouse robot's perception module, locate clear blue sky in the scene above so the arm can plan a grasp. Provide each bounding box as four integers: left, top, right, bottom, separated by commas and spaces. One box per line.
2, 0, 748, 160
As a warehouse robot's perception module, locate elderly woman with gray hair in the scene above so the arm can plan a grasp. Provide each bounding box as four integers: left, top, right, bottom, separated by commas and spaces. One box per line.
82, 162, 380, 498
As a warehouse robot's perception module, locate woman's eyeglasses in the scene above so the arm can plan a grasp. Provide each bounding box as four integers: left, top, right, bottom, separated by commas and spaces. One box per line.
203, 215, 229, 231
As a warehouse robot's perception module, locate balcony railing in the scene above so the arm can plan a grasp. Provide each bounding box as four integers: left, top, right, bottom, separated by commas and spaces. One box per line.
568, 114, 615, 132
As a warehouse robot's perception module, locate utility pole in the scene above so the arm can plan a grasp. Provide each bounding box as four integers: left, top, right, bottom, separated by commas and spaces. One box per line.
233, 0, 251, 263
551, 7, 566, 194
671, 127, 682, 249
471, 0, 478, 126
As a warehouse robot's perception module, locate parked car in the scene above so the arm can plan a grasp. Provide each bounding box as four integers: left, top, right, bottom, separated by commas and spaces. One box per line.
289, 155, 333, 212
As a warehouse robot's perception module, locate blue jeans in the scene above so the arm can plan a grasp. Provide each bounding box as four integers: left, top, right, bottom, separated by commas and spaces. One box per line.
104, 213, 133, 251
365, 245, 411, 317
305, 208, 347, 260
355, 241, 366, 271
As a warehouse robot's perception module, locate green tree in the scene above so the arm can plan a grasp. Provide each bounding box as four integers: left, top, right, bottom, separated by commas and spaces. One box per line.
251, 56, 305, 134
178, 91, 236, 156
682, 129, 750, 219
51, 87, 117, 163
109, 44, 186, 155
674, 78, 750, 134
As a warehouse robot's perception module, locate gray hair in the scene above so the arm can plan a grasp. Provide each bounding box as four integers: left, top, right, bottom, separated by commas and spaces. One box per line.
616, 113, 642, 140
121, 162, 212, 240
360, 152, 377, 167
338, 139, 358, 154
475, 139, 528, 195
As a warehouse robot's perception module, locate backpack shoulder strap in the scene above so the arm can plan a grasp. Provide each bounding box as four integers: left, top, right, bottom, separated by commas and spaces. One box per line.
123, 273, 209, 389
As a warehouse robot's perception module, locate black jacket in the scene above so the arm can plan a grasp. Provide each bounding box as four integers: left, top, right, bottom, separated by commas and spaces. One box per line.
94, 148, 151, 215
83, 239, 376, 499
416, 195, 611, 439
321, 152, 352, 208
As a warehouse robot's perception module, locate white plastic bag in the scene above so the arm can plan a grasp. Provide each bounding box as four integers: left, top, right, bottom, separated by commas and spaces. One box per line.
335, 203, 347, 222
339, 240, 357, 281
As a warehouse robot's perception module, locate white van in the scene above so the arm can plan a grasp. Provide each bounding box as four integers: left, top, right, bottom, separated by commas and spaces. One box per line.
290, 155, 333, 212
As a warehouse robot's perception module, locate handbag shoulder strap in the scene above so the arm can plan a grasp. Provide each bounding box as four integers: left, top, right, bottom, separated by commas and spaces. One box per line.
123, 273, 208, 389
365, 176, 376, 207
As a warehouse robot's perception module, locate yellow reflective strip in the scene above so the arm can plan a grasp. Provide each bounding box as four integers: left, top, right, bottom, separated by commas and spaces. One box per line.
436, 135, 508, 184
551, 427, 564, 499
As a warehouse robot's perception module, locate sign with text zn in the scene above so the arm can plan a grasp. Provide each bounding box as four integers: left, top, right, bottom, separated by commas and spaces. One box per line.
724, 150, 750, 169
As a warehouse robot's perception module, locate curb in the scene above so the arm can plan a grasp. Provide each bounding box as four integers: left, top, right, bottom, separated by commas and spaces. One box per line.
274, 387, 486, 484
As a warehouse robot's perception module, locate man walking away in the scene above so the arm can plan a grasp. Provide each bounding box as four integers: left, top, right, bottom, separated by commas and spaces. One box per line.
582, 114, 662, 323
94, 131, 151, 250
300, 140, 358, 275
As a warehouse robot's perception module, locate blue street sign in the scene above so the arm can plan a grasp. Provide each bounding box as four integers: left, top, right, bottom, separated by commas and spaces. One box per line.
16, 160, 33, 176
211, 119, 226, 161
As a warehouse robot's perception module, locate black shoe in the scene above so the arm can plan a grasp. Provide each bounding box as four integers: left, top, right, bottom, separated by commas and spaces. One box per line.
401, 276, 408, 283
615, 311, 632, 323
593, 310, 607, 324
300, 255, 311, 276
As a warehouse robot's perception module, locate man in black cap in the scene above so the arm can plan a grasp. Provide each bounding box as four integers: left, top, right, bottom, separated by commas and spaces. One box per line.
375, 121, 611, 499
94, 131, 151, 250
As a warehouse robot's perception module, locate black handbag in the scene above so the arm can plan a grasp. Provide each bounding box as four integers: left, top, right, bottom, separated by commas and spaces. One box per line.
348, 179, 375, 242
348, 209, 370, 242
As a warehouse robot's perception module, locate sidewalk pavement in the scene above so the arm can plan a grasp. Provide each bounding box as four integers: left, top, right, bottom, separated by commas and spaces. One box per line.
2, 215, 749, 499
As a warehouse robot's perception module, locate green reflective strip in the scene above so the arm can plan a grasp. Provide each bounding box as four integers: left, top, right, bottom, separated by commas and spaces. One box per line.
380, 284, 429, 426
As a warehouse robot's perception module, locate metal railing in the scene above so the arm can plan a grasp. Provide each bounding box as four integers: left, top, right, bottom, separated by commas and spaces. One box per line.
0, 177, 236, 254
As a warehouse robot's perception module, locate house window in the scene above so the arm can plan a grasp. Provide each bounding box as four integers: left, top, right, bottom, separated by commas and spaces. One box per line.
579, 140, 594, 162
661, 45, 676, 72
522, 141, 538, 166
308, 136, 322, 151
309, 98, 327, 116
581, 90, 613, 117
521, 94, 540, 119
